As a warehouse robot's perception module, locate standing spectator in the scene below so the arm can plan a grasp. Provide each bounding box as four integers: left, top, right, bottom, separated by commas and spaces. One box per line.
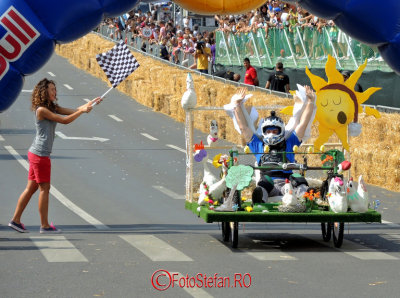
8, 79, 101, 234
214, 69, 241, 82
183, 15, 193, 31
159, 38, 170, 61
243, 57, 259, 86
172, 40, 183, 64
195, 41, 211, 74
159, 21, 166, 38
265, 62, 290, 93
176, 30, 184, 40
208, 38, 216, 73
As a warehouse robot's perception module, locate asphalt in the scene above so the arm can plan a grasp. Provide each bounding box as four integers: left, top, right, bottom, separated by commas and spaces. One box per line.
0, 53, 399, 298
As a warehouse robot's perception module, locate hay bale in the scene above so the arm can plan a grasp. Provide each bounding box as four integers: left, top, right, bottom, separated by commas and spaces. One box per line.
55, 33, 400, 192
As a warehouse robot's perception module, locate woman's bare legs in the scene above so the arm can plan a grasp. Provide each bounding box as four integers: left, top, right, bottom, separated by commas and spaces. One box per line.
12, 180, 38, 224
38, 182, 51, 228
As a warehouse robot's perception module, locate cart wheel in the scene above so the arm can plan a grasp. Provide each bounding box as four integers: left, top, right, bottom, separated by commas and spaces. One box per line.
221, 222, 230, 242
332, 222, 344, 248
321, 222, 332, 242
229, 222, 239, 248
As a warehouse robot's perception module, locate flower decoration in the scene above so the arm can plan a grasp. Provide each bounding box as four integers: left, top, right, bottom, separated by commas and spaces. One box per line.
321, 155, 333, 165
194, 141, 207, 162
303, 188, 321, 211
212, 154, 222, 168
202, 182, 220, 210
194, 141, 205, 152
320, 150, 345, 167
245, 206, 253, 212
194, 149, 207, 162
232, 204, 239, 211
303, 189, 321, 201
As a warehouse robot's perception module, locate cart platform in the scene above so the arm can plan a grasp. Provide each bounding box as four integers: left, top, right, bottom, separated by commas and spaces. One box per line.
185, 201, 381, 223
186, 201, 381, 248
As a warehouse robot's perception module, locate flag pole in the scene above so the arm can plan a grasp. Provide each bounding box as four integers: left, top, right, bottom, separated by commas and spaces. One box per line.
92, 87, 114, 106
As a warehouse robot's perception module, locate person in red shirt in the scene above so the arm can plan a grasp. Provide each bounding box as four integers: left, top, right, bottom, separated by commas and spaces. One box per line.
243, 58, 259, 86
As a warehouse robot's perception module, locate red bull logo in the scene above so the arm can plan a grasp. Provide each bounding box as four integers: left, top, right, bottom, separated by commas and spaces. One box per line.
0, 6, 39, 79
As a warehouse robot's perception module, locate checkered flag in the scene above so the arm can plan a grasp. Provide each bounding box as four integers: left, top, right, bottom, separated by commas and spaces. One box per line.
96, 40, 140, 88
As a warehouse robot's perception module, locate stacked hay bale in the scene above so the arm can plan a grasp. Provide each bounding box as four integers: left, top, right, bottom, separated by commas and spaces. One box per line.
55, 33, 400, 192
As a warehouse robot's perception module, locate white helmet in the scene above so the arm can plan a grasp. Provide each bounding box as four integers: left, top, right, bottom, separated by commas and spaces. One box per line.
261, 111, 285, 146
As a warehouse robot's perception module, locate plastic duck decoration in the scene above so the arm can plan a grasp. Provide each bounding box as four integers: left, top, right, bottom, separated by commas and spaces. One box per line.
207, 120, 219, 147
281, 179, 298, 206
327, 176, 348, 213
181, 73, 197, 110
347, 175, 369, 213
198, 154, 229, 205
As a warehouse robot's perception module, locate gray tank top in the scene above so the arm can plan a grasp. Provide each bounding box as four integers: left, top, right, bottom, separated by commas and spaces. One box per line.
29, 110, 57, 156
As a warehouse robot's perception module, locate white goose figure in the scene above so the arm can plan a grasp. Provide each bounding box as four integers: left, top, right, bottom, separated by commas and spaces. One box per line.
181, 73, 197, 110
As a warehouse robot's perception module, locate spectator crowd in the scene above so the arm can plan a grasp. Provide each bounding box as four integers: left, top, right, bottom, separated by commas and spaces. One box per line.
98, 1, 380, 91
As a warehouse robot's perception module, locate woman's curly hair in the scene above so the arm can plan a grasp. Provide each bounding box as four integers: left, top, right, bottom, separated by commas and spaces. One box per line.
31, 78, 58, 112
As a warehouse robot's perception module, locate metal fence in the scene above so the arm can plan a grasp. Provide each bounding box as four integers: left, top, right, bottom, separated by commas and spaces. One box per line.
96, 25, 292, 96
215, 27, 392, 72
94, 25, 398, 113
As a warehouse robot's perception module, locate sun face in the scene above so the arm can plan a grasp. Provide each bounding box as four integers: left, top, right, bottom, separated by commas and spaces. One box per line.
305, 55, 381, 151
316, 89, 354, 128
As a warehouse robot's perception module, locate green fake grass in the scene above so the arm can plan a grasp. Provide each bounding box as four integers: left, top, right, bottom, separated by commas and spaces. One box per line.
185, 201, 381, 224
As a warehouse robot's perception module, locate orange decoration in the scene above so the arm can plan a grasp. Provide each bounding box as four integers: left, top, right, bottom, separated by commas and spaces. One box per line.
173, 0, 267, 15
194, 141, 204, 152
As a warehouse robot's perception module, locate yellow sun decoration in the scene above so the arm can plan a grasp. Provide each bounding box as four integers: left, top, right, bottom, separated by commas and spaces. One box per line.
305, 55, 381, 150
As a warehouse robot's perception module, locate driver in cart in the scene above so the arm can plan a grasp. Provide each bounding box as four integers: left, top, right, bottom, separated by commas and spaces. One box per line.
232, 87, 317, 205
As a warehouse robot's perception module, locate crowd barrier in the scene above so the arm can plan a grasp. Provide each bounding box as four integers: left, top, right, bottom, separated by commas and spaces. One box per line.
97, 25, 197, 70
95, 25, 400, 110
215, 27, 392, 72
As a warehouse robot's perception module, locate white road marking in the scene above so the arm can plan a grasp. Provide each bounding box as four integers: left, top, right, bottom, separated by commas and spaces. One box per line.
4, 145, 29, 170
171, 272, 213, 298
49, 187, 109, 230
166, 144, 186, 153
0, 134, 4, 141
22, 90, 33, 93
4, 145, 109, 230
141, 133, 158, 141
108, 115, 123, 122
83, 98, 91, 103
120, 235, 193, 261
152, 185, 185, 200
341, 240, 398, 260
47, 72, 56, 77
63, 84, 73, 90
30, 236, 88, 262
56, 131, 109, 142
382, 220, 400, 228
246, 250, 297, 261
380, 233, 400, 245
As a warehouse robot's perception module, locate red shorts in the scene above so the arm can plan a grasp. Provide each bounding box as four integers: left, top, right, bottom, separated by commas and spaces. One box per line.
28, 151, 51, 183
